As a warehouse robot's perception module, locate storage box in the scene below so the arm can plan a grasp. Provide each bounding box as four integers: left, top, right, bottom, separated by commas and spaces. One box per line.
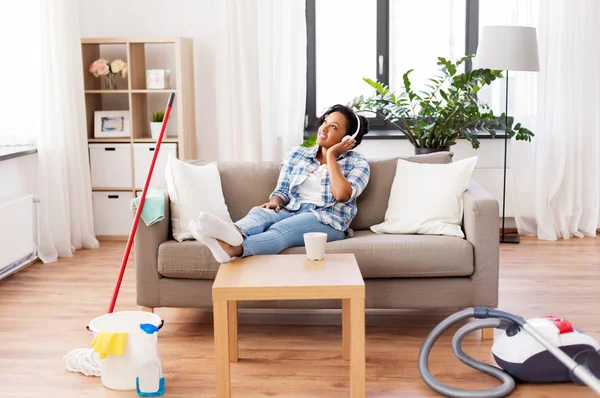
89, 143, 132, 188
133, 143, 177, 189
92, 191, 134, 236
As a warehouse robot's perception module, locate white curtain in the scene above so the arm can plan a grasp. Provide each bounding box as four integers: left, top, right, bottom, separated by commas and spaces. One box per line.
37, 0, 99, 262
214, 0, 307, 162
481, 0, 600, 240
525, 0, 600, 239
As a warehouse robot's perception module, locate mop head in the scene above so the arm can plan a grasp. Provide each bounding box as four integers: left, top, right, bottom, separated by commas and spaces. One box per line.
63, 348, 101, 377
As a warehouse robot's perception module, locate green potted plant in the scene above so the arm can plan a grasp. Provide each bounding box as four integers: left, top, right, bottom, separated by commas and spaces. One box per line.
150, 110, 165, 140
349, 55, 534, 154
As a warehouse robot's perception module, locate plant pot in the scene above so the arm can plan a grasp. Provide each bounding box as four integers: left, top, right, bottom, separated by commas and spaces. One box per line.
414, 147, 450, 155
149, 122, 162, 140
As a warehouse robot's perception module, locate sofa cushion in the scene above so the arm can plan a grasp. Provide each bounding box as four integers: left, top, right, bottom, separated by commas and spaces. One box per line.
286, 230, 473, 278
165, 159, 233, 242
157, 230, 473, 280
188, 160, 280, 223
371, 156, 477, 238
351, 152, 454, 231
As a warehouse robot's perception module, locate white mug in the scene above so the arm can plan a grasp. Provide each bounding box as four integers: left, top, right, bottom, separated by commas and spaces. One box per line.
303, 232, 328, 260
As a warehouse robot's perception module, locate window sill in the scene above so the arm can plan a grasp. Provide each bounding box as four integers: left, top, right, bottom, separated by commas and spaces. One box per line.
0, 145, 38, 162
303, 129, 508, 140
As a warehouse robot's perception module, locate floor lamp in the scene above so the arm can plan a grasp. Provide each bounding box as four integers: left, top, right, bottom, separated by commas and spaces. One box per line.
475, 26, 540, 243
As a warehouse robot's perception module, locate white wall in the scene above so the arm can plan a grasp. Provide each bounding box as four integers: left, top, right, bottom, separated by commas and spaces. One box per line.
0, 154, 38, 202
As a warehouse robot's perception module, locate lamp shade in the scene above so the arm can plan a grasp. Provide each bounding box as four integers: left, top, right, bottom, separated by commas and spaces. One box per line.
474, 26, 540, 71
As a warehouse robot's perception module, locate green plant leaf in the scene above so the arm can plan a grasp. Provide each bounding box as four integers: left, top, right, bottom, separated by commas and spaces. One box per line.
151, 110, 165, 122
402, 69, 414, 92
362, 77, 378, 89
301, 133, 317, 148
439, 90, 449, 101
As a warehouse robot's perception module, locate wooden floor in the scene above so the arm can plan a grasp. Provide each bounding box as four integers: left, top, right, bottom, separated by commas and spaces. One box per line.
0, 236, 599, 397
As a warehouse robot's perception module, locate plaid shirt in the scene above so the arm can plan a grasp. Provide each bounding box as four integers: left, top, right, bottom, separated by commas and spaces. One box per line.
270, 145, 371, 232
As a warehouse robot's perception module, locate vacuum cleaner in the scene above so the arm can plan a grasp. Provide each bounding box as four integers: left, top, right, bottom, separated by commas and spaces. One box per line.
418, 307, 600, 397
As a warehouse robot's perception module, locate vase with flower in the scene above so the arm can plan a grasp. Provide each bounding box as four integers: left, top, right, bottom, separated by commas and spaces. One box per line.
89, 58, 128, 90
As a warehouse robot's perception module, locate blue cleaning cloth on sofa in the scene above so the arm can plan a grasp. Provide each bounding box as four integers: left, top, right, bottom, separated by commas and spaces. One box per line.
131, 188, 165, 226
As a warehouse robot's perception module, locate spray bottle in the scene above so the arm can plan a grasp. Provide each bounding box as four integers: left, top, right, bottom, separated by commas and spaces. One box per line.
136, 323, 165, 397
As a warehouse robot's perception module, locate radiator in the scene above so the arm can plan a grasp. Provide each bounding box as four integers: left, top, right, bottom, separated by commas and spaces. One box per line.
0, 194, 38, 279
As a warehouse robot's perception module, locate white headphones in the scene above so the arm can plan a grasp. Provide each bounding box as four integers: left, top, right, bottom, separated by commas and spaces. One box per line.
343, 113, 361, 141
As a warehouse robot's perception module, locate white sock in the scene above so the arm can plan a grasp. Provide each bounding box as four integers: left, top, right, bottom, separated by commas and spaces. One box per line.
189, 220, 231, 263
197, 212, 243, 246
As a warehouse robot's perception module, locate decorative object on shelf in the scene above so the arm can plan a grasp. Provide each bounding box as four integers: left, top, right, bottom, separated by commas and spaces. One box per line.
89, 58, 128, 90
150, 110, 165, 139
146, 69, 171, 89
349, 55, 534, 154
475, 26, 540, 245
94, 110, 131, 138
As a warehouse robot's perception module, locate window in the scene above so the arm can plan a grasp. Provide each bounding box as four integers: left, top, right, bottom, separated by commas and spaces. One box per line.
315, 0, 378, 118
306, 0, 480, 132
389, 1, 466, 94
0, 4, 41, 146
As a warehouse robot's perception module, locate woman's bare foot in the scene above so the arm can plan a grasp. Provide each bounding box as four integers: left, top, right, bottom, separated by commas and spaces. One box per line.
217, 239, 243, 258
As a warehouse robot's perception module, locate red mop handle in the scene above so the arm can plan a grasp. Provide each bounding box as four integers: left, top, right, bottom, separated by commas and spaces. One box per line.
108, 93, 175, 313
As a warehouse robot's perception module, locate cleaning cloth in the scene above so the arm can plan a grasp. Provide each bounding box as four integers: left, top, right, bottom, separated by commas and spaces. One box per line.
131, 188, 165, 226
91, 332, 128, 359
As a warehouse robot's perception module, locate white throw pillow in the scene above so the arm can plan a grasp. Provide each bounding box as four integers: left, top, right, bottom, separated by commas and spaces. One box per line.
371, 156, 478, 238
165, 155, 233, 241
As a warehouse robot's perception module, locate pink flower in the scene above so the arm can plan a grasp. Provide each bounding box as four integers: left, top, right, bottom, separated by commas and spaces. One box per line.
89, 58, 109, 77
96, 63, 109, 76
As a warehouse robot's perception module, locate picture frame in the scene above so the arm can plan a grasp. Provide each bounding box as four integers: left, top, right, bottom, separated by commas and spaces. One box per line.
94, 110, 131, 138
146, 69, 172, 89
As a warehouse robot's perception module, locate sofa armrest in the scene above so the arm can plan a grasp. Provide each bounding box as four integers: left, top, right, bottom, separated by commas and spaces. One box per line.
463, 180, 499, 307
132, 191, 170, 308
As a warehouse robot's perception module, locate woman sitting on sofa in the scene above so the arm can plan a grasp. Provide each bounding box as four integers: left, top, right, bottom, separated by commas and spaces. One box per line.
189, 104, 371, 263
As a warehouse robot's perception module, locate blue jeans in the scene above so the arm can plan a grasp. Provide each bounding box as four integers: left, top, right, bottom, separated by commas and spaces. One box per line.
234, 204, 346, 257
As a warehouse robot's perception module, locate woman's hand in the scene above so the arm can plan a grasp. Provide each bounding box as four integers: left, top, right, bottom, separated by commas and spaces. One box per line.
260, 202, 280, 212
328, 136, 356, 159
326, 138, 355, 203
261, 195, 285, 212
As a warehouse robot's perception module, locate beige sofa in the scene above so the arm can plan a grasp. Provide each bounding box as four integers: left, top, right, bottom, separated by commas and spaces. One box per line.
134, 152, 499, 312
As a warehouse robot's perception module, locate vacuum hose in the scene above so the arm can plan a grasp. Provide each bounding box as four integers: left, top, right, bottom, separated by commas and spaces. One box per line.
418, 309, 516, 398
419, 307, 600, 397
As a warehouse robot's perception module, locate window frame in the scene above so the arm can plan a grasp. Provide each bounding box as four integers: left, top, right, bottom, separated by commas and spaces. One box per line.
305, 0, 482, 137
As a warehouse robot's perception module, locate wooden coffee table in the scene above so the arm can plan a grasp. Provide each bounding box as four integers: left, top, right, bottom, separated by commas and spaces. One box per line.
212, 253, 365, 398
